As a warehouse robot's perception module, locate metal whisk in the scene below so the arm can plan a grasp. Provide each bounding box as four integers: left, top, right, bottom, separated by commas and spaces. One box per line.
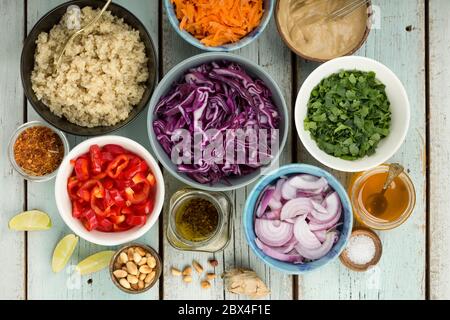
292, 0, 371, 24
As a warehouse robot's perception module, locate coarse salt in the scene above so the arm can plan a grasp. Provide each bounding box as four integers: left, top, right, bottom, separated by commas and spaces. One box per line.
346, 234, 376, 265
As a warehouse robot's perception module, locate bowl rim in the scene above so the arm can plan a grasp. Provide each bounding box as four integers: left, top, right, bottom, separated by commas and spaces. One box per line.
163, 0, 275, 52
20, 0, 158, 136
54, 135, 165, 246
243, 163, 353, 274
294, 55, 411, 172
274, 0, 372, 62
147, 52, 289, 191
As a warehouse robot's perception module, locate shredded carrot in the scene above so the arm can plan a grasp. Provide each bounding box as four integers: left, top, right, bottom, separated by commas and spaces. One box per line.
171, 0, 264, 47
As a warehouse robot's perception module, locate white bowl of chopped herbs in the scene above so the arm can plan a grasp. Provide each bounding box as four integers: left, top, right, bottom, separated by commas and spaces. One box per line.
295, 56, 410, 172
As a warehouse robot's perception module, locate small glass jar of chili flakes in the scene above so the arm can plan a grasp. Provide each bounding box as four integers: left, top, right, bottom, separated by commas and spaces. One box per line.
8, 121, 69, 182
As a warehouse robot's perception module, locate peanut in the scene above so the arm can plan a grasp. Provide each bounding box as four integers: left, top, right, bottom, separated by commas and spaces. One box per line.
138, 257, 147, 266
171, 267, 182, 276
131, 283, 139, 290
127, 248, 134, 261
139, 265, 152, 274
135, 247, 146, 256
119, 278, 131, 289
192, 260, 203, 274
183, 275, 192, 283
201, 280, 211, 289
113, 269, 127, 279
133, 252, 142, 264
127, 274, 139, 285
119, 252, 128, 264
138, 280, 145, 290
145, 271, 156, 284
126, 261, 138, 275
182, 266, 192, 276
139, 273, 147, 281
147, 256, 156, 269
206, 273, 216, 280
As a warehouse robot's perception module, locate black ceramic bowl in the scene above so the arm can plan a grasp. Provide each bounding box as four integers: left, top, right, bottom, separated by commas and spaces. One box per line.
21, 0, 158, 136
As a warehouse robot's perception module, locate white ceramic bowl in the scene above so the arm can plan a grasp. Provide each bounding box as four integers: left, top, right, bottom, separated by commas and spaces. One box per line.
55, 136, 165, 246
295, 56, 410, 172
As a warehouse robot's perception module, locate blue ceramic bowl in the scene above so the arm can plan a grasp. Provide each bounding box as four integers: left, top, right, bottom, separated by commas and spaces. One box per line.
147, 52, 288, 191
164, 0, 274, 52
243, 164, 353, 274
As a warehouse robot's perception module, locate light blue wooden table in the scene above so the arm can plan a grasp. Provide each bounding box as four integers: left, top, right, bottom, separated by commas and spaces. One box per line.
1, 0, 447, 300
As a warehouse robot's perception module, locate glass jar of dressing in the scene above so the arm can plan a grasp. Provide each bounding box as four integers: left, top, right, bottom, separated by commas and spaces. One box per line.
167, 188, 232, 252
348, 164, 416, 230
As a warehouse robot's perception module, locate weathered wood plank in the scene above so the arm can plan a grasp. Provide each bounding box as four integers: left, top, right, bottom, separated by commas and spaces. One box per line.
160, 6, 225, 300
0, 0, 25, 300
295, 0, 426, 299
160, 6, 294, 299
223, 18, 294, 300
26, 0, 160, 300
429, 0, 450, 300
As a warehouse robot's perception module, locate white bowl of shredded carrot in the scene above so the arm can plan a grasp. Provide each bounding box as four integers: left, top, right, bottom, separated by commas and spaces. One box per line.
165, 0, 274, 51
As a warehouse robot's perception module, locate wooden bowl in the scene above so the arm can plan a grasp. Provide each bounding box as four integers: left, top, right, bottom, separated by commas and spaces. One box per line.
339, 228, 382, 272
275, 0, 372, 62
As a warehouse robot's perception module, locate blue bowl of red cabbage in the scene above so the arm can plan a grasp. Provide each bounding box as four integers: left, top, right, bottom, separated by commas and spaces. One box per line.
243, 164, 353, 274
147, 53, 288, 191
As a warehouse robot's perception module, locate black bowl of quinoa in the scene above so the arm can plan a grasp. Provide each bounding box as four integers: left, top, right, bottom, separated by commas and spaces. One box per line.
21, 0, 158, 136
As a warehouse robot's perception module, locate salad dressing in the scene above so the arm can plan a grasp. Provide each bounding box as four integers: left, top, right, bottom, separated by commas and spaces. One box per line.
358, 172, 409, 222
277, 0, 368, 60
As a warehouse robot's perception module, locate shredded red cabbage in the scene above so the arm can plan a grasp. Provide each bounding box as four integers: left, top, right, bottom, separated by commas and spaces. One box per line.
153, 61, 280, 184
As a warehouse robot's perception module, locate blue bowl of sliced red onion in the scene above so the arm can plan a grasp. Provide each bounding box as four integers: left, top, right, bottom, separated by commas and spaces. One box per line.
243, 164, 353, 274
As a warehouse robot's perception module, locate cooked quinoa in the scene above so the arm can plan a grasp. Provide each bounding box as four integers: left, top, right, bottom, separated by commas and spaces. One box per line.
31, 7, 149, 127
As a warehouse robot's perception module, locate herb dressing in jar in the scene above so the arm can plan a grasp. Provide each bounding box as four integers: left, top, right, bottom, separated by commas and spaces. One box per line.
167, 189, 232, 252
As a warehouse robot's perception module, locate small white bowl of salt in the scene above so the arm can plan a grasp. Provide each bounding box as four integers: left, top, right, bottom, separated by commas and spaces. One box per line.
340, 228, 382, 272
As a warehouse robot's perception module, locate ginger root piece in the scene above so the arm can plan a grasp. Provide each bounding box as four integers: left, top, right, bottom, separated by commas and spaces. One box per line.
222, 268, 270, 298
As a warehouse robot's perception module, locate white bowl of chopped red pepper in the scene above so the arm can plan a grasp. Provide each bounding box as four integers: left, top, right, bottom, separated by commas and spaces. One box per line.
55, 136, 165, 246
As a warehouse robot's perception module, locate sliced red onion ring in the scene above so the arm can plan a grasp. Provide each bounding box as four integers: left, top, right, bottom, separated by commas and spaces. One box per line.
280, 237, 298, 253
255, 238, 303, 263
313, 230, 327, 242
268, 197, 282, 211
294, 218, 322, 249
309, 204, 342, 231
289, 175, 328, 191
263, 209, 281, 220
255, 219, 293, 247
309, 195, 340, 223
273, 178, 285, 201
256, 187, 274, 218
295, 231, 337, 260
280, 197, 312, 220
281, 180, 297, 200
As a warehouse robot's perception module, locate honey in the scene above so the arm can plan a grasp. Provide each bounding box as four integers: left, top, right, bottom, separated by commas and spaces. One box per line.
348, 165, 416, 230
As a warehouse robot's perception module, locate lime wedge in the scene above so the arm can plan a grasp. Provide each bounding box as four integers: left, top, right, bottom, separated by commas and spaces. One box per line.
9, 210, 52, 231
52, 234, 79, 273
76, 251, 115, 275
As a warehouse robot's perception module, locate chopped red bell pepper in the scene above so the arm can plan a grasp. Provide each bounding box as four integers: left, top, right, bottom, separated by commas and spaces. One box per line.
122, 159, 148, 180
68, 144, 156, 233
82, 209, 98, 231
133, 199, 154, 215
67, 177, 80, 200
72, 201, 84, 218
126, 214, 147, 226
97, 218, 113, 232
106, 155, 129, 179
109, 215, 126, 225
103, 144, 126, 155
91, 186, 107, 217
89, 145, 103, 174
77, 179, 103, 202
74, 157, 90, 181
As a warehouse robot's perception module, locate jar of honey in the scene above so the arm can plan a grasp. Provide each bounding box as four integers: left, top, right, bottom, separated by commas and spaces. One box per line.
348, 164, 416, 230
